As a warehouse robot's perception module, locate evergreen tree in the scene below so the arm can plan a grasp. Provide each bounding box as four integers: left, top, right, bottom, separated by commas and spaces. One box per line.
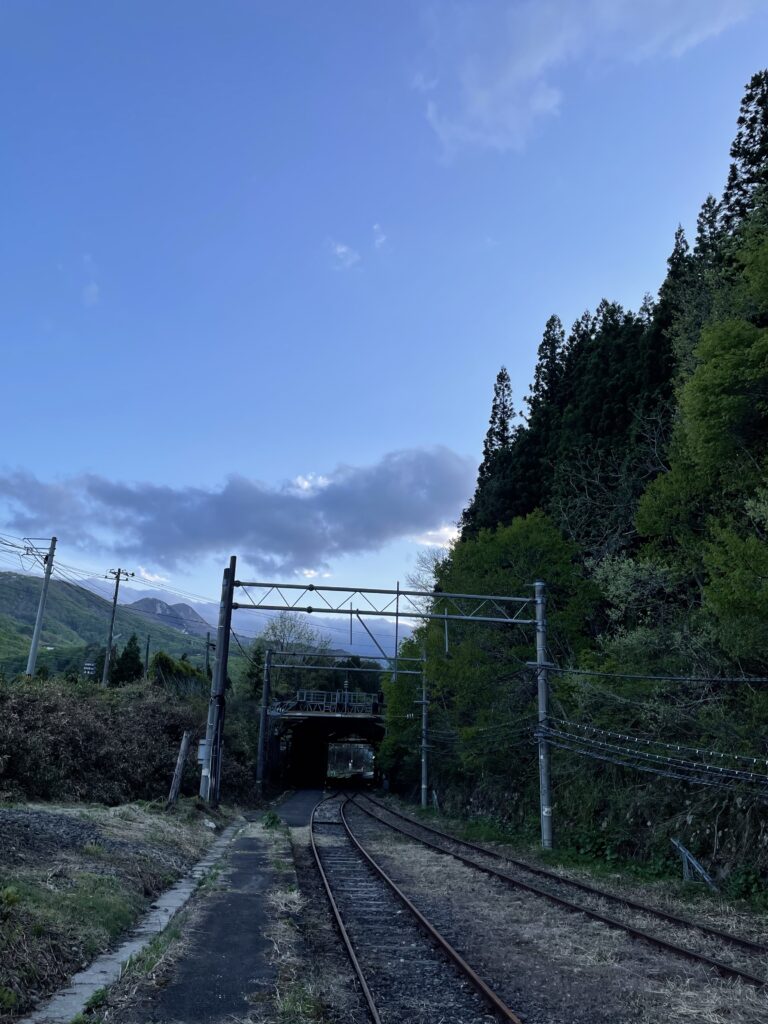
111, 633, 143, 686
478, 366, 515, 481
722, 70, 768, 228
526, 315, 564, 417
694, 195, 723, 263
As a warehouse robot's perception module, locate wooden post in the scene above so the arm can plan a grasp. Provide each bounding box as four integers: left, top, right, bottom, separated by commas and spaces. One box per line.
166, 731, 191, 809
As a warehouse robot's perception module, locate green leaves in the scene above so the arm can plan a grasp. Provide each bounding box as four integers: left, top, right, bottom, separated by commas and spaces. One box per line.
681, 319, 768, 480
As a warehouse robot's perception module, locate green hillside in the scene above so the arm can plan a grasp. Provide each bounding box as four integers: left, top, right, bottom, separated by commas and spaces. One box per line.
0, 572, 213, 676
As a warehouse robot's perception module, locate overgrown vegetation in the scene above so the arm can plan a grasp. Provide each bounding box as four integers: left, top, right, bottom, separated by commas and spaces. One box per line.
0, 801, 219, 1021
382, 72, 768, 885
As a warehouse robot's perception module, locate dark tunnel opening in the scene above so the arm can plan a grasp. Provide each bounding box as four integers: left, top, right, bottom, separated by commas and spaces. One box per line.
276, 717, 385, 788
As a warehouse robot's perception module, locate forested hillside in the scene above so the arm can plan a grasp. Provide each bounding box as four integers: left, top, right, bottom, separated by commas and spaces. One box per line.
383, 72, 768, 884
0, 573, 212, 675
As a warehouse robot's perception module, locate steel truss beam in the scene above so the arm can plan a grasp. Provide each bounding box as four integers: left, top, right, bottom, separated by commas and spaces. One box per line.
234, 580, 535, 625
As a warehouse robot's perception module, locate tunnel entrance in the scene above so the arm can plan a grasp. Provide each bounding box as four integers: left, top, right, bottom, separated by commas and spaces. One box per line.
272, 712, 385, 788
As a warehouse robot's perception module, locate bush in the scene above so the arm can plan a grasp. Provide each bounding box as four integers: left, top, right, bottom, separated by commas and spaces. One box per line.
0, 679, 203, 804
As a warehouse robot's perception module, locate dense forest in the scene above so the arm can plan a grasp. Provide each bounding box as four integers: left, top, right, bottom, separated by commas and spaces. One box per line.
383, 72, 768, 886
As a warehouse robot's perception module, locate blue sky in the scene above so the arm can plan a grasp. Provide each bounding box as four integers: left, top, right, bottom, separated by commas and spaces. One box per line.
2, 0, 768, 604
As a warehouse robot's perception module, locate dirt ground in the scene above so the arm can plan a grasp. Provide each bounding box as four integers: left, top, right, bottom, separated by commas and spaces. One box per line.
0, 800, 226, 1021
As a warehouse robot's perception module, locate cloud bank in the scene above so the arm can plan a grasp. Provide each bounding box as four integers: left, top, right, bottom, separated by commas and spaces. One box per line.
0, 447, 475, 574
419, 0, 759, 154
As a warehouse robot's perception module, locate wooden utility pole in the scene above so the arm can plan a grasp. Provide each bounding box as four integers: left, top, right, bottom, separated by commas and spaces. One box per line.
166, 730, 191, 808
25, 536, 57, 678
101, 568, 134, 687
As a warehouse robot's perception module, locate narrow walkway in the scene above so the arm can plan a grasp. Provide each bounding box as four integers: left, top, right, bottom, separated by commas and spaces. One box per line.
276, 788, 325, 826
142, 829, 275, 1023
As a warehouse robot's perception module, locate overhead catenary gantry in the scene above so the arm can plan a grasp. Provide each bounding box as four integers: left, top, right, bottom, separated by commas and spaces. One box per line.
199, 557, 553, 846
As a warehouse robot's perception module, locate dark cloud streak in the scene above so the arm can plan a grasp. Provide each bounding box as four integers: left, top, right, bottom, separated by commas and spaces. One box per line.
0, 447, 474, 572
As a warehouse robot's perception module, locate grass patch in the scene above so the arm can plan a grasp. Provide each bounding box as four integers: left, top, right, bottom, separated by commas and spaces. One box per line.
15, 872, 143, 956
275, 979, 326, 1023
262, 810, 282, 829
84, 987, 107, 1011
123, 914, 186, 980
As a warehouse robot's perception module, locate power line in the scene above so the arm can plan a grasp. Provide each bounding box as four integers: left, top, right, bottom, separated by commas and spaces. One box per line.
541, 727, 768, 787
549, 717, 768, 767
549, 665, 768, 686
543, 735, 768, 798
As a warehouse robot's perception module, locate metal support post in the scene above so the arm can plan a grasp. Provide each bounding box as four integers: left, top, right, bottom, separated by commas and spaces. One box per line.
25, 536, 57, 678
535, 580, 553, 849
200, 556, 236, 803
420, 671, 429, 810
255, 649, 272, 796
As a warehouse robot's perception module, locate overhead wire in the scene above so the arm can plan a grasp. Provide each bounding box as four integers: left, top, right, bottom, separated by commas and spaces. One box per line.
541, 726, 768, 785
543, 735, 768, 798
549, 716, 767, 767
549, 664, 768, 686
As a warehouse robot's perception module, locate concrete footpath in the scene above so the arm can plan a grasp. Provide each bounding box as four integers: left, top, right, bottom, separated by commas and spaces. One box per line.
128, 826, 277, 1023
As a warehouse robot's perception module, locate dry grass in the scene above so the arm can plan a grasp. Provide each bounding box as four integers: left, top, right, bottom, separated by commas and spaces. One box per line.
0, 800, 221, 1021
352, 811, 768, 1024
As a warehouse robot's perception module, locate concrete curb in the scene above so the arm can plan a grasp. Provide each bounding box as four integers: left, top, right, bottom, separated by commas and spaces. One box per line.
21, 819, 244, 1024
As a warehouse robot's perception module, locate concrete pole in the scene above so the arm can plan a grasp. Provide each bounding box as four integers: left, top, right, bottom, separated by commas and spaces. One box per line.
101, 569, 123, 687
420, 670, 428, 809
199, 556, 236, 802
144, 634, 150, 681
25, 536, 57, 678
255, 649, 272, 796
535, 580, 553, 849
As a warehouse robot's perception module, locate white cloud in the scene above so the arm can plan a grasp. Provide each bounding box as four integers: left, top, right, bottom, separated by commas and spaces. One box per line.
411, 524, 459, 548
373, 223, 387, 249
329, 240, 361, 270
82, 281, 100, 307
418, 0, 760, 155
138, 565, 170, 583
293, 473, 330, 494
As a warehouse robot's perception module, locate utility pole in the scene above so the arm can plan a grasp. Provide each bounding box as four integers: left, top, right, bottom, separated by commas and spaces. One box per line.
25, 536, 57, 678
200, 556, 235, 803
144, 635, 151, 681
535, 580, 553, 849
101, 568, 134, 687
256, 649, 272, 797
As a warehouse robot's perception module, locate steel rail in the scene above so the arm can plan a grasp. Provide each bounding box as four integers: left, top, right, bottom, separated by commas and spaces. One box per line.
337, 798, 524, 1023
357, 794, 768, 956
352, 795, 768, 990
310, 795, 383, 1024
310, 793, 523, 1023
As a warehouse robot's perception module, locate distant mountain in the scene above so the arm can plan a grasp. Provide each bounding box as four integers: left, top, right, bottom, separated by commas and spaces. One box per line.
0, 572, 216, 675
76, 577, 412, 659
126, 598, 211, 637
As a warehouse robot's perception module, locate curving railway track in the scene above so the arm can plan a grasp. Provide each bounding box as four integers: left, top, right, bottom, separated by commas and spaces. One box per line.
350, 792, 768, 991
310, 793, 523, 1024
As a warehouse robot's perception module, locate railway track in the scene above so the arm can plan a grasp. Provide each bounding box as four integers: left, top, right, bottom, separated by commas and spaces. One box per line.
351, 792, 768, 991
310, 793, 523, 1024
